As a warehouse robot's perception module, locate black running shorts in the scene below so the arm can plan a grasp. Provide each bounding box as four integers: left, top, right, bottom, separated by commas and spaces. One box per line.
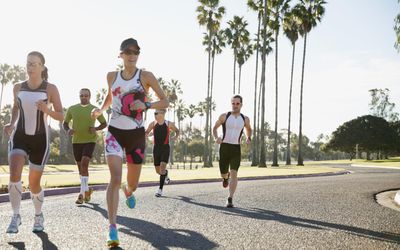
219, 143, 241, 174
153, 144, 170, 166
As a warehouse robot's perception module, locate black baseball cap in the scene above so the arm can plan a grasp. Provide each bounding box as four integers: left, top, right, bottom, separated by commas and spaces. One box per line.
120, 38, 140, 51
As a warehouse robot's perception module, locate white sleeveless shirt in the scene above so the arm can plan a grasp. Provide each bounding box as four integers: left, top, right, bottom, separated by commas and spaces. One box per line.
109, 70, 148, 130
222, 112, 245, 145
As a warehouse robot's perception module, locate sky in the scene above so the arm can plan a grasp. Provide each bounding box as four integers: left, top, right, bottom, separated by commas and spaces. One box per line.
1, 0, 399, 142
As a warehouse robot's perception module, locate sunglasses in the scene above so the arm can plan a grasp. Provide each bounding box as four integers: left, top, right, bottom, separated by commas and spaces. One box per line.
232, 102, 241, 106
154, 112, 164, 115
80, 94, 89, 97
123, 49, 140, 56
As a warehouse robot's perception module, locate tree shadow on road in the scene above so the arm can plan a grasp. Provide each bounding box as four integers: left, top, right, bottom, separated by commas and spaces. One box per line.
174, 195, 400, 245
84, 203, 218, 250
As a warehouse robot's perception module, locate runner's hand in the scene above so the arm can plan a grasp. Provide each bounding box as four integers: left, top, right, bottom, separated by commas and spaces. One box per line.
91, 108, 102, 119
68, 129, 74, 136
89, 127, 97, 134
3, 124, 14, 137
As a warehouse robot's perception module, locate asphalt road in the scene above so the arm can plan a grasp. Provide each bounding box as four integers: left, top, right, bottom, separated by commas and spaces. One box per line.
1, 164, 399, 249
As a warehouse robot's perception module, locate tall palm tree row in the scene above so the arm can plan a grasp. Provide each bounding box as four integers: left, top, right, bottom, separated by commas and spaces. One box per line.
225, 16, 250, 94
268, 0, 290, 167
294, 0, 326, 166
237, 42, 254, 94
282, 8, 300, 165
196, 0, 225, 167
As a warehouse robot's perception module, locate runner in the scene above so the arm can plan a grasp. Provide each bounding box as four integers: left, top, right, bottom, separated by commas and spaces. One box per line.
63, 88, 107, 204
91, 38, 169, 247
4, 51, 63, 233
212, 95, 252, 208
145, 109, 179, 197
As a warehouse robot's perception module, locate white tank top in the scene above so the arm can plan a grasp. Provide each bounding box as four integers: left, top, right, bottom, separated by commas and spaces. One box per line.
109, 70, 148, 130
222, 112, 245, 145
16, 81, 50, 135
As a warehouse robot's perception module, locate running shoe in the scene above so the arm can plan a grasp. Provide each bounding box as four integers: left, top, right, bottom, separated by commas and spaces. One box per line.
84, 187, 94, 203
6, 214, 21, 234
121, 184, 136, 209
226, 197, 234, 208
75, 194, 84, 204
155, 189, 163, 197
222, 173, 230, 188
32, 213, 44, 232
107, 226, 120, 248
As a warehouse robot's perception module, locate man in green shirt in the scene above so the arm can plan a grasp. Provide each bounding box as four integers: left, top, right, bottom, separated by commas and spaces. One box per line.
63, 88, 107, 204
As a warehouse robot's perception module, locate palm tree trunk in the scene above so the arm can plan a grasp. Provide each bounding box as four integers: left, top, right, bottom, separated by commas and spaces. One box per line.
0, 83, 5, 111
203, 30, 212, 168
251, 15, 261, 166
272, 30, 279, 167
286, 43, 296, 165
297, 32, 307, 166
233, 53, 237, 94
238, 65, 242, 94
259, 0, 268, 168
208, 54, 216, 167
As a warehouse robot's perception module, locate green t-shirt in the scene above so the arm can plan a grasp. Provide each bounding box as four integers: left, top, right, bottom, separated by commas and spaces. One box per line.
64, 103, 106, 144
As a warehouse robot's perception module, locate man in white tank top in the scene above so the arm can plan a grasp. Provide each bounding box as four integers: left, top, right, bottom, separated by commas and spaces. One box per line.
213, 95, 252, 208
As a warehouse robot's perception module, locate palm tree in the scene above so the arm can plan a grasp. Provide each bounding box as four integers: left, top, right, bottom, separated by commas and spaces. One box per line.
247, 0, 264, 166
203, 29, 226, 166
237, 42, 253, 94
0, 64, 26, 110
258, 0, 270, 167
225, 16, 250, 94
294, 0, 326, 166
395, 0, 400, 52
283, 8, 300, 165
268, 0, 290, 167
196, 0, 225, 167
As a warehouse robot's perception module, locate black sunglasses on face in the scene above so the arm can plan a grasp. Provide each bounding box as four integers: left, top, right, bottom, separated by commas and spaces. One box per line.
123, 49, 140, 56
80, 94, 89, 97
232, 102, 241, 105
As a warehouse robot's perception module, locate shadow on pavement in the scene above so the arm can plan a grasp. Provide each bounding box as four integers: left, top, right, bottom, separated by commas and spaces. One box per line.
8, 242, 25, 250
34, 231, 58, 250
84, 203, 218, 250
175, 196, 400, 245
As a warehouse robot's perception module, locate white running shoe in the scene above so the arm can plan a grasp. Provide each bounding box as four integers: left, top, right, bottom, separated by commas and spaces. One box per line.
155, 189, 163, 197
6, 214, 21, 234
164, 176, 171, 185
32, 213, 44, 232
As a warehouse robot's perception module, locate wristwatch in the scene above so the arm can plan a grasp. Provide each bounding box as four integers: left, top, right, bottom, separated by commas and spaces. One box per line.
145, 102, 152, 110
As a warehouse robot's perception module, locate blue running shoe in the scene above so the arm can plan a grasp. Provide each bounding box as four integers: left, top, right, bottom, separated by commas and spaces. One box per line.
126, 194, 136, 209
107, 226, 119, 248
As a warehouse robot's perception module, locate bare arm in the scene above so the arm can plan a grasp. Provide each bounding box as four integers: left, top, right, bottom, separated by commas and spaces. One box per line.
244, 116, 252, 144
145, 121, 155, 137
3, 84, 21, 136
92, 72, 116, 119
212, 113, 226, 144
142, 71, 169, 110
37, 83, 64, 121
169, 122, 180, 140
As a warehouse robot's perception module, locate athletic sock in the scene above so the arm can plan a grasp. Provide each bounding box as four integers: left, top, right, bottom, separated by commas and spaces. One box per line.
8, 181, 22, 215
81, 176, 89, 192
31, 189, 44, 215
159, 173, 167, 190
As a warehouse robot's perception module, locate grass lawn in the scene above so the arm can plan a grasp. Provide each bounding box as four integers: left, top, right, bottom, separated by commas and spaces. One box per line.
0, 162, 344, 190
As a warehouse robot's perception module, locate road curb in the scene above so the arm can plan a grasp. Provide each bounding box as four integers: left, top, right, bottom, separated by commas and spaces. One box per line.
375, 189, 400, 212
0, 170, 351, 203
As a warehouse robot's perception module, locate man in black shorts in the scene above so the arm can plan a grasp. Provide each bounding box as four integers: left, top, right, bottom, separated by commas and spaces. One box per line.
145, 109, 179, 197
213, 95, 252, 207
63, 88, 107, 204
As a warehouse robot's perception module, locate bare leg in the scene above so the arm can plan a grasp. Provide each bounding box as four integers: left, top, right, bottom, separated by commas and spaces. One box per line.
229, 170, 238, 198
106, 155, 122, 225
125, 163, 142, 195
